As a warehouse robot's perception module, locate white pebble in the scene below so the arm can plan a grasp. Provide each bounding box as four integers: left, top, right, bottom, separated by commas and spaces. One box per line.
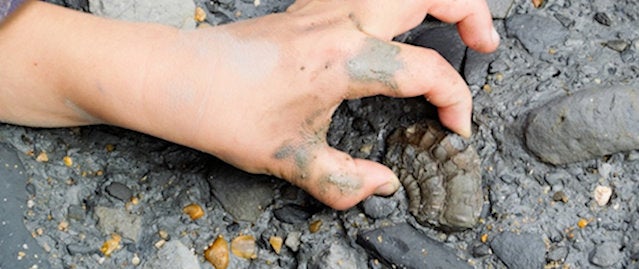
594, 185, 613, 206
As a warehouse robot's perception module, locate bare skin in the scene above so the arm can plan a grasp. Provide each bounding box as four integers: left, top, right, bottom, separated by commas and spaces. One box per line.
0, 0, 498, 210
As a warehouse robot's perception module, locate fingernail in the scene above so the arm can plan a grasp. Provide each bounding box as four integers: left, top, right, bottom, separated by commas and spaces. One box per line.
491, 26, 500, 45
460, 125, 472, 138
374, 175, 400, 196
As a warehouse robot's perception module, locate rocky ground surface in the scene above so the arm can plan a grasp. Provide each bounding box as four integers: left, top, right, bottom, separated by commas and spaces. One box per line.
1, 0, 639, 268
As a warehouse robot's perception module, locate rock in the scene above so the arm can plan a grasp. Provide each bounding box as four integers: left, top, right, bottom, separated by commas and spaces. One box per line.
490, 232, 545, 269
105, 182, 133, 202
486, 0, 514, 19
88, 0, 196, 29
144, 240, 200, 269
505, 14, 568, 55
308, 241, 367, 269
590, 242, 622, 267
470, 241, 492, 258
464, 48, 497, 86
593, 186, 613, 206
605, 40, 629, 52
525, 85, 639, 164
285, 232, 301, 252
357, 223, 472, 269
547, 246, 568, 262
273, 204, 312, 224
384, 121, 483, 230
208, 166, 275, 223
94, 206, 143, 242
594, 12, 612, 26
67, 204, 86, 222
361, 196, 397, 219
407, 25, 466, 73
67, 243, 99, 256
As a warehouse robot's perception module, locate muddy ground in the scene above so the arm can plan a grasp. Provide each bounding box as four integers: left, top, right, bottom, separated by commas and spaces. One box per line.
1, 0, 638, 268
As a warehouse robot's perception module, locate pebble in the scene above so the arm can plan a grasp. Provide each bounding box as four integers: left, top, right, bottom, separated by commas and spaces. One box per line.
490, 232, 545, 269
204, 236, 229, 269
66, 243, 99, 256
605, 40, 629, 52
105, 182, 133, 202
362, 196, 397, 219
525, 85, 639, 164
66, 204, 86, 222
35, 152, 49, 162
209, 170, 275, 223
285, 232, 301, 252
144, 240, 200, 269
308, 220, 322, 233
408, 25, 466, 72
356, 223, 472, 268
182, 203, 205, 220
594, 186, 613, 206
231, 235, 257, 259
269, 236, 283, 254
594, 12, 612, 26
273, 204, 311, 224
547, 246, 569, 262
552, 191, 569, 203
100, 233, 121, 257
505, 14, 568, 55
470, 241, 492, 258
590, 242, 622, 267
94, 206, 143, 242
309, 241, 366, 269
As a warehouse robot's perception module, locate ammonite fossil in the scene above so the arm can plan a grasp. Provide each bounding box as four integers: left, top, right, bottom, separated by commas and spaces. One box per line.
384, 120, 483, 230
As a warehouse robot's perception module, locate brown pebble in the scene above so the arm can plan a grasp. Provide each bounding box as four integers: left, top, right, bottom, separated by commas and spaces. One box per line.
577, 218, 589, 229
231, 235, 257, 259
194, 7, 207, 22
63, 156, 73, 167
105, 144, 115, 152
100, 233, 121, 257
552, 191, 569, 203
269, 236, 283, 254
36, 152, 49, 162
309, 219, 322, 233
205, 235, 229, 269
183, 203, 205, 220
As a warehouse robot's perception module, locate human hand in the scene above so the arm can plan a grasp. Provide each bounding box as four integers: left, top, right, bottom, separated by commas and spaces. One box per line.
159, 0, 499, 210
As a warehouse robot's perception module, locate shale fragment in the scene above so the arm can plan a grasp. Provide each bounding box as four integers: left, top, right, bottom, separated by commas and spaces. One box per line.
525, 85, 639, 165
384, 120, 483, 230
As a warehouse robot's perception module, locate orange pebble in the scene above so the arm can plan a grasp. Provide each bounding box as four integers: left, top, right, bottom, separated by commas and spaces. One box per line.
183, 203, 205, 220
204, 235, 229, 269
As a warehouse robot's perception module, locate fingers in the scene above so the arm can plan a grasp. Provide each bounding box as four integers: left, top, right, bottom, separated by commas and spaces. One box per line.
280, 145, 400, 210
426, 0, 499, 53
346, 38, 472, 137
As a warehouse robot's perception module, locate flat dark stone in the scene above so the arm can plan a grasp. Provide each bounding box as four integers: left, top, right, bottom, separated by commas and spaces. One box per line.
590, 242, 622, 267
361, 196, 397, 219
490, 232, 545, 269
273, 204, 312, 224
105, 181, 132, 201
506, 14, 568, 55
0, 143, 50, 269
407, 25, 466, 73
357, 222, 472, 269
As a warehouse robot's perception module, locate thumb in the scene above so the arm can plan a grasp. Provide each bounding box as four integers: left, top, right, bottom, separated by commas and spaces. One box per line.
292, 145, 400, 210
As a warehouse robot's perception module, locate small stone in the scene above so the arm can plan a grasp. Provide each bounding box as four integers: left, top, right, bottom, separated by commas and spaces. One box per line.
269, 236, 283, 254
35, 152, 49, 162
145, 240, 200, 269
408, 25, 466, 72
577, 218, 589, 229
209, 170, 275, 223
100, 233, 121, 257
506, 14, 568, 56
105, 182, 133, 202
590, 242, 622, 267
67, 243, 99, 255
57, 220, 69, 231
95, 206, 143, 242
204, 236, 229, 269
183, 203, 205, 220
194, 6, 206, 22
105, 144, 115, 152
309, 219, 322, 233
490, 232, 545, 269
158, 230, 169, 240
481, 233, 489, 243
154, 240, 166, 249
231, 235, 257, 259
547, 246, 568, 262
470, 242, 492, 258
309, 241, 367, 268
552, 191, 569, 203
605, 40, 629, 52
273, 204, 311, 224
362, 196, 397, 219
285, 232, 301, 252
594, 186, 613, 206
594, 12, 612, 26
132, 254, 141, 266
67, 204, 86, 221
63, 156, 73, 167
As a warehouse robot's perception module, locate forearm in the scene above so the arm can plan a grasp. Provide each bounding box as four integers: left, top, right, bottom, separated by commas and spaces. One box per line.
0, 1, 184, 132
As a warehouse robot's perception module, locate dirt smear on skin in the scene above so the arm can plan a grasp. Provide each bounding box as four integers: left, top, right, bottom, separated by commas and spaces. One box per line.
346, 37, 403, 90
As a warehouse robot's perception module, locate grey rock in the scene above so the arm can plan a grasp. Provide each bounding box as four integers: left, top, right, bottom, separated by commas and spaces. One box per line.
547, 246, 569, 262
590, 242, 622, 267
594, 12, 612, 26
464, 48, 498, 86
67, 204, 86, 222
66, 243, 99, 255
384, 121, 483, 230
490, 232, 545, 269
470, 241, 492, 258
486, 0, 514, 19
94, 206, 143, 242
285, 231, 301, 252
308, 241, 367, 269
553, 13, 575, 28
605, 40, 629, 52
273, 204, 312, 224
105, 182, 132, 202
506, 14, 568, 55
88, 0, 196, 29
357, 223, 472, 269
0, 143, 50, 269
525, 85, 639, 165
208, 166, 275, 223
143, 240, 200, 269
408, 25, 466, 72
361, 196, 397, 219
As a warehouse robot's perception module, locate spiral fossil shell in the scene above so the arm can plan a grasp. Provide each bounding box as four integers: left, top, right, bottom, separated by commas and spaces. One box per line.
384, 120, 483, 230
